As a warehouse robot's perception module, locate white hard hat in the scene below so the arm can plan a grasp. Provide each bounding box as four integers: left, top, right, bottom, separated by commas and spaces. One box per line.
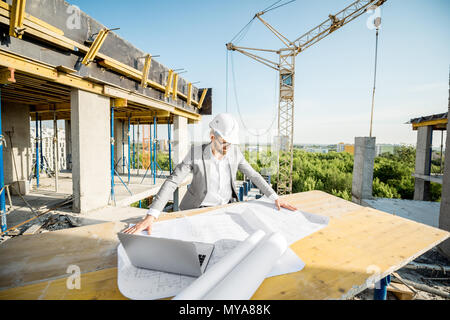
209, 113, 239, 144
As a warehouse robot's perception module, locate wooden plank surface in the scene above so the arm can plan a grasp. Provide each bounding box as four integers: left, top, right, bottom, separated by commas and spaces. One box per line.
0, 191, 448, 300
0, 221, 126, 290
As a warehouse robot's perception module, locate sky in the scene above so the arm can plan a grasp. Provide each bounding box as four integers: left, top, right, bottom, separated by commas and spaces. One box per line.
65, 0, 449, 146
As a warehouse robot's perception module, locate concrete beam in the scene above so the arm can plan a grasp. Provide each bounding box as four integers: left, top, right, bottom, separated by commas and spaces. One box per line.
71, 89, 110, 213
0, 0, 204, 112
352, 137, 376, 205
414, 126, 432, 201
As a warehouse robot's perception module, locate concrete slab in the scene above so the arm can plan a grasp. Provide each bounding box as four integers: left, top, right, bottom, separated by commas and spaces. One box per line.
29, 169, 192, 208
72, 206, 148, 226
362, 198, 441, 228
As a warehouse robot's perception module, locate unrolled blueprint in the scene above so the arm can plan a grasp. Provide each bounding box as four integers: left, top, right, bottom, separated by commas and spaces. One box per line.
117, 196, 329, 300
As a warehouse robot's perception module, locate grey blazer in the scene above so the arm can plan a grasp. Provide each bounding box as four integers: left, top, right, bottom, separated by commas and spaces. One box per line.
149, 142, 277, 212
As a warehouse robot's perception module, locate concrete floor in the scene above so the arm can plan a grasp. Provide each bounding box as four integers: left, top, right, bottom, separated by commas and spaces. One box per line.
5, 169, 192, 231
362, 198, 441, 228
29, 169, 191, 207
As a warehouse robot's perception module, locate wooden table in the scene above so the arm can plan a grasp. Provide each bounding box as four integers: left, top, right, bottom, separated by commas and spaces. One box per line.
0, 191, 448, 300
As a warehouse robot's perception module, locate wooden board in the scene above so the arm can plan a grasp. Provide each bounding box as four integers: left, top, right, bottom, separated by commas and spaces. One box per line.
387, 282, 415, 300
0, 221, 126, 290
0, 191, 448, 300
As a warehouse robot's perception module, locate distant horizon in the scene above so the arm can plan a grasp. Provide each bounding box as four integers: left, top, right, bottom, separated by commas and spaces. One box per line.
33, 122, 432, 148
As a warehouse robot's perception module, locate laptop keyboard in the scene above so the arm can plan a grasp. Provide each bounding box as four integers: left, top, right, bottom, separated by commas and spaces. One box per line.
198, 254, 206, 266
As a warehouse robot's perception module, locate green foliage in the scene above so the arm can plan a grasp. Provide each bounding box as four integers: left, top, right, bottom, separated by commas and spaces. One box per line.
372, 177, 400, 199
245, 145, 441, 202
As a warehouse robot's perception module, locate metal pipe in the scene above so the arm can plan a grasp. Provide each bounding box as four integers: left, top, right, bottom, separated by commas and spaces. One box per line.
153, 116, 157, 185
404, 262, 450, 273
429, 129, 433, 175
440, 130, 444, 174
39, 117, 43, 170
0, 88, 7, 232
137, 120, 140, 176
168, 121, 172, 174
128, 116, 131, 184
110, 104, 115, 204
132, 124, 135, 170
150, 122, 153, 182
122, 119, 125, 175
35, 112, 39, 188
53, 112, 59, 192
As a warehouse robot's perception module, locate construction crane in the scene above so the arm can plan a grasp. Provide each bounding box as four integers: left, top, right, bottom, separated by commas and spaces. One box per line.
226, 0, 387, 195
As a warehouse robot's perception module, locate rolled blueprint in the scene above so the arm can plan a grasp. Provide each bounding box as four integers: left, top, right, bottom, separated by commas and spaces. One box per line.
203, 232, 288, 300
173, 230, 266, 300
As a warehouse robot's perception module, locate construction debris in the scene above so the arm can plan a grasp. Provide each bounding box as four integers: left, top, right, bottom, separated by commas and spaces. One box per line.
404, 261, 450, 273
6, 228, 21, 236
387, 282, 416, 300
66, 215, 82, 227
23, 223, 43, 235
0, 196, 73, 237
398, 278, 450, 299
353, 247, 450, 300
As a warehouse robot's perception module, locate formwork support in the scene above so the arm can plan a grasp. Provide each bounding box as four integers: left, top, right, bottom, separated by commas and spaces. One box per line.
122, 119, 125, 175
132, 124, 135, 169
153, 116, 157, 185
39, 116, 43, 171
168, 121, 172, 174
53, 111, 59, 192
137, 120, 140, 175
0, 87, 7, 232
35, 112, 39, 188
82, 28, 110, 65
9, 0, 26, 39
110, 104, 115, 205
150, 122, 153, 180
127, 116, 131, 184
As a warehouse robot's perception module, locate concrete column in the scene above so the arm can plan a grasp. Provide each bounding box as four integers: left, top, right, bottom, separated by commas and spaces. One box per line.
438, 105, 450, 258
414, 126, 432, 201
64, 120, 72, 171
114, 119, 129, 175
172, 115, 189, 210
352, 137, 376, 205
1, 103, 31, 195
71, 89, 110, 213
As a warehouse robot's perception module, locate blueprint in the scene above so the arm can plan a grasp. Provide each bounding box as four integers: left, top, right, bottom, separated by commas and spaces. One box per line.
174, 231, 288, 300
117, 196, 328, 300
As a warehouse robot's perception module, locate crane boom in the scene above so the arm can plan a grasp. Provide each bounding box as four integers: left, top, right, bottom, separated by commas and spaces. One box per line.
294, 0, 386, 54
226, 0, 387, 195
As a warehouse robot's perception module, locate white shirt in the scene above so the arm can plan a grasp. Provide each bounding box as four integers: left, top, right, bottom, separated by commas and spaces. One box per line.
147, 144, 278, 219
199, 146, 232, 207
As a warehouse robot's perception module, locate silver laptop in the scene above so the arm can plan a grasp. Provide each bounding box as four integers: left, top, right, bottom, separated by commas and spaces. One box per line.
118, 232, 214, 277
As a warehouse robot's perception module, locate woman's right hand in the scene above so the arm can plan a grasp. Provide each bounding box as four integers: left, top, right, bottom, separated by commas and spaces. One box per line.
123, 215, 156, 235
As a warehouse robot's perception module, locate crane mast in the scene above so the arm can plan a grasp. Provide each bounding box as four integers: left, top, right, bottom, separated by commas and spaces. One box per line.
226, 0, 386, 195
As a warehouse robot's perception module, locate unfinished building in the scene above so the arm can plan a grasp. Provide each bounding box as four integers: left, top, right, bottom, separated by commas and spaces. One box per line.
0, 0, 212, 230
